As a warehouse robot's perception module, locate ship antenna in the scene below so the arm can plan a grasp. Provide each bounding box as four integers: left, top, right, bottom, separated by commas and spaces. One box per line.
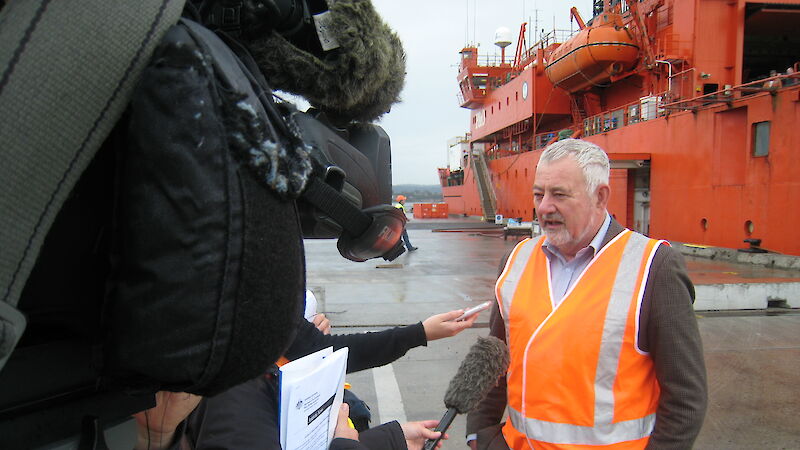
464, 0, 469, 45
473, 0, 477, 47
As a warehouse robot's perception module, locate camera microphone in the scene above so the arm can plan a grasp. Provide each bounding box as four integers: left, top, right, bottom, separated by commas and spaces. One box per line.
423, 336, 510, 450
247, 0, 406, 123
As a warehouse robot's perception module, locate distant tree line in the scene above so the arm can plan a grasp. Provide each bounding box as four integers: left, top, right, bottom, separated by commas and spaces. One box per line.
392, 184, 443, 203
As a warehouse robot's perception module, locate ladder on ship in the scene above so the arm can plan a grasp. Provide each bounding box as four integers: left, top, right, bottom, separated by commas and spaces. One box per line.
469, 145, 497, 221
570, 94, 588, 135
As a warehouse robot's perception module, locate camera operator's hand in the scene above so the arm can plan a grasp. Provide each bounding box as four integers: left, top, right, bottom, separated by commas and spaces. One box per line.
134, 391, 201, 450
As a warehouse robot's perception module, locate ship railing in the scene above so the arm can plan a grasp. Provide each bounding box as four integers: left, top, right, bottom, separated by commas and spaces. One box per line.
665, 67, 695, 101
481, 131, 561, 156
507, 29, 581, 70
466, 53, 511, 68
484, 130, 575, 155
534, 29, 579, 49
661, 72, 800, 110
483, 143, 525, 160
653, 72, 799, 115
534, 132, 560, 150
582, 92, 668, 137
580, 71, 800, 137
463, 29, 579, 69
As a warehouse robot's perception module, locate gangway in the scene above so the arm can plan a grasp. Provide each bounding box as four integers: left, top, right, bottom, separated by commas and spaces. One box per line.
469, 146, 497, 221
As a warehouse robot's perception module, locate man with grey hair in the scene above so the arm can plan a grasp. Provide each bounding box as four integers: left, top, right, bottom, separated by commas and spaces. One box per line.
466, 139, 707, 449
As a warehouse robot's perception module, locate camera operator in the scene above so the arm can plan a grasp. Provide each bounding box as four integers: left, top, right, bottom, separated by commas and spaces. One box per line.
128, 0, 447, 449
2, 0, 421, 446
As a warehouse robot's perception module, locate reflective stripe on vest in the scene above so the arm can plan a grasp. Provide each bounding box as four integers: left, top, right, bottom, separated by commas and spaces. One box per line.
507, 408, 656, 446
495, 236, 543, 343
498, 230, 662, 447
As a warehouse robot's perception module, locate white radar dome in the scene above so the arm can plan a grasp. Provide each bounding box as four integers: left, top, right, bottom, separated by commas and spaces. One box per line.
494, 27, 513, 48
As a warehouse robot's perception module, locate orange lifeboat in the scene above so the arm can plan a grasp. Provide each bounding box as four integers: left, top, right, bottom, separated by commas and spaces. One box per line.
544, 15, 639, 93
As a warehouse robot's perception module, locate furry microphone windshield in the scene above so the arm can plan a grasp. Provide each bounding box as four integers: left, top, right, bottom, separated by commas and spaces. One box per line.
423, 336, 510, 450
444, 335, 510, 413
248, 0, 406, 123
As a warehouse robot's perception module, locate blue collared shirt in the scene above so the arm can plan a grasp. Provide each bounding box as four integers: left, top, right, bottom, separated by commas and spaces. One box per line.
541, 213, 611, 307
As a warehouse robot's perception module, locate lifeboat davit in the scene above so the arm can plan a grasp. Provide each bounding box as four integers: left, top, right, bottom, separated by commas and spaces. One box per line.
544, 21, 639, 93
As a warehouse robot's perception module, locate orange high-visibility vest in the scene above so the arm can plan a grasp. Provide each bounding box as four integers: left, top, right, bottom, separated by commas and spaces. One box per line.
495, 230, 665, 449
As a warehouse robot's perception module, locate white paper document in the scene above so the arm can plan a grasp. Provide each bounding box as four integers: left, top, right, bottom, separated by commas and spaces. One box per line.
279, 346, 349, 450
304, 290, 318, 320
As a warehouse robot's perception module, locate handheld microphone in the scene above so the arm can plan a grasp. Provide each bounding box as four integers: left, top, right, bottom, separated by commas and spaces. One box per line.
423, 336, 510, 450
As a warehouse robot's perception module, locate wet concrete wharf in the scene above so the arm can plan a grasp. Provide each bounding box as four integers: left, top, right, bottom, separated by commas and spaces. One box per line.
305, 217, 800, 449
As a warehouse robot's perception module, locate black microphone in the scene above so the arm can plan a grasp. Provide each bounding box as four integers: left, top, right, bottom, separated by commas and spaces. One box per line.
423, 336, 510, 450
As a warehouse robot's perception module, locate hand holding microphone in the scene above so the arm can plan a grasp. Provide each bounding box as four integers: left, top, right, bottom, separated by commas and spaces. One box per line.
423, 336, 510, 450
401, 420, 445, 450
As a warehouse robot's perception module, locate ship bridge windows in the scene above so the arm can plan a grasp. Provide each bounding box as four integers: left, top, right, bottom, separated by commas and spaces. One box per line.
470, 74, 503, 92
472, 75, 488, 90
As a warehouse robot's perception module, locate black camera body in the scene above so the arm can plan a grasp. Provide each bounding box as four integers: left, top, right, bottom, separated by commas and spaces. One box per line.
292, 110, 393, 237
198, 0, 331, 53
289, 108, 407, 261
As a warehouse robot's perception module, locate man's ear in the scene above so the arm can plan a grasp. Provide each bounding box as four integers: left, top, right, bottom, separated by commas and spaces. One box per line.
595, 184, 611, 209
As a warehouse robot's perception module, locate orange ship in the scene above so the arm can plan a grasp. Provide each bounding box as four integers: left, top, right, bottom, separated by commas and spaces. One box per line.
440, 0, 800, 255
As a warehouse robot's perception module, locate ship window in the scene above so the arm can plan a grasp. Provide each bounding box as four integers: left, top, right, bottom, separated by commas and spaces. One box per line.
472, 76, 488, 90
507, 97, 510, 106
703, 83, 718, 96
516, 92, 519, 101
752, 121, 770, 157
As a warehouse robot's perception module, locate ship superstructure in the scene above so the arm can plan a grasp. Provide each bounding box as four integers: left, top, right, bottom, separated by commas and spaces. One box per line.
440, 0, 800, 255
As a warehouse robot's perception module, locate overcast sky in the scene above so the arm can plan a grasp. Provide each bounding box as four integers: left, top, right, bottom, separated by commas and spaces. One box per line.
367, 0, 595, 185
